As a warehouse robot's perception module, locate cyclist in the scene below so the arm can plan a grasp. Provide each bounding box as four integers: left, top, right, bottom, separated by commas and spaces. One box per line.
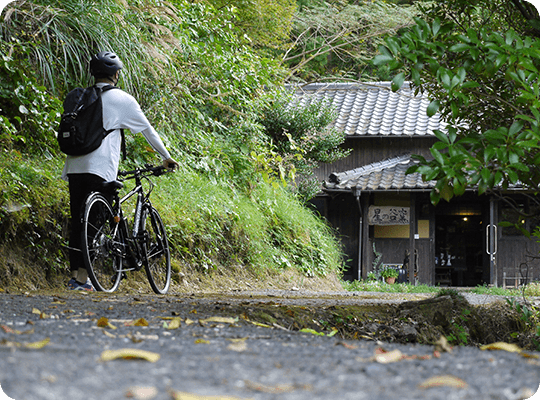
62, 51, 179, 291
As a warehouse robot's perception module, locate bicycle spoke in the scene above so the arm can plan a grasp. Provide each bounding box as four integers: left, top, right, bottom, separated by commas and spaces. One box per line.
81, 194, 123, 292
143, 207, 171, 294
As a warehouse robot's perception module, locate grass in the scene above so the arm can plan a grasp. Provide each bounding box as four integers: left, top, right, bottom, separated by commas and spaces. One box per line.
342, 279, 538, 297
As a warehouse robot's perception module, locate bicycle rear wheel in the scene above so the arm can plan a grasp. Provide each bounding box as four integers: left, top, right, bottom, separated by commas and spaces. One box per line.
143, 206, 171, 294
81, 193, 123, 292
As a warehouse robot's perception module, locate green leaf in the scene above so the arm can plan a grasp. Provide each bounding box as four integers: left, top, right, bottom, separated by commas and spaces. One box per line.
373, 54, 394, 66
426, 100, 440, 117
481, 168, 491, 183
449, 43, 471, 52
440, 181, 454, 202
430, 148, 445, 165
432, 18, 441, 37
433, 129, 449, 144
391, 73, 406, 92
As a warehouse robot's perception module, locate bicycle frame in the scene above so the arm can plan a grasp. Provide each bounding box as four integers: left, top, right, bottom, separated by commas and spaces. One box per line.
113, 165, 161, 272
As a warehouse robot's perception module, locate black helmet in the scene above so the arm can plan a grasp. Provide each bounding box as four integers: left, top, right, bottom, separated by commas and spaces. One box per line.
90, 51, 123, 78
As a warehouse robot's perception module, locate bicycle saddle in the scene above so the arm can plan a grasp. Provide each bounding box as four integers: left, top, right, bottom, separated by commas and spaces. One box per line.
101, 180, 124, 192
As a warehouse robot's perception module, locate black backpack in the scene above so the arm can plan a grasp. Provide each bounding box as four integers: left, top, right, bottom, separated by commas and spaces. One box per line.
57, 85, 125, 158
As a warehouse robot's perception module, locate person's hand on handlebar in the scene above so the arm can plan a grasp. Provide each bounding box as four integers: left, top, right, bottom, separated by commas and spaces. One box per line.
163, 158, 179, 171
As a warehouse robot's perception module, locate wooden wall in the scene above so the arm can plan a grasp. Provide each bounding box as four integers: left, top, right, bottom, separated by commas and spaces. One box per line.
498, 237, 540, 287
314, 136, 438, 181
369, 238, 433, 285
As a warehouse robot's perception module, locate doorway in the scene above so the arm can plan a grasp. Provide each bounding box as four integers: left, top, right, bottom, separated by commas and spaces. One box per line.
435, 214, 485, 286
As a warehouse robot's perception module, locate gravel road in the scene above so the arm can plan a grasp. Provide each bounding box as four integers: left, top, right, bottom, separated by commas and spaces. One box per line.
0, 290, 539, 400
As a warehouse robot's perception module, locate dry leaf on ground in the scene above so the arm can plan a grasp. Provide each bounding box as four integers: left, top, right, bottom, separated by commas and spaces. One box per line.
125, 386, 158, 399
244, 380, 297, 394
418, 375, 468, 389
227, 340, 248, 352
200, 317, 238, 325
24, 338, 51, 349
100, 348, 160, 363
97, 317, 117, 330
164, 317, 182, 330
480, 342, 522, 353
434, 336, 453, 353
374, 349, 403, 364
133, 318, 149, 327
169, 390, 248, 400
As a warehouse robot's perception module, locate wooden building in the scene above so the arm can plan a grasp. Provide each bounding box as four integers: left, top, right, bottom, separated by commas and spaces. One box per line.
289, 82, 540, 287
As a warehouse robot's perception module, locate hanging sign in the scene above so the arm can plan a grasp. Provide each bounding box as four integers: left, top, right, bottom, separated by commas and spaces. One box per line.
368, 206, 410, 225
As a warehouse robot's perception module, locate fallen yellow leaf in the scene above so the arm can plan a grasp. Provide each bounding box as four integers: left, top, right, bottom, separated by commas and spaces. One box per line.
125, 386, 158, 400
434, 336, 453, 353
200, 317, 238, 325
480, 342, 522, 353
134, 318, 149, 327
103, 330, 116, 339
169, 391, 247, 400
374, 349, 403, 364
100, 349, 160, 363
227, 341, 247, 352
165, 317, 182, 330
184, 318, 196, 326
24, 337, 51, 349
418, 375, 468, 389
31, 308, 41, 315
244, 380, 298, 394
299, 328, 324, 336
520, 352, 540, 359
250, 321, 271, 328
97, 317, 117, 330
194, 339, 210, 344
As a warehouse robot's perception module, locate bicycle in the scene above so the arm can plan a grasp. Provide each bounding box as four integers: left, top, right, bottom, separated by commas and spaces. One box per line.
80, 164, 172, 294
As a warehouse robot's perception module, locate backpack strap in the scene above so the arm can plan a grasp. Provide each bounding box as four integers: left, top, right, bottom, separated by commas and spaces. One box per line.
96, 85, 127, 161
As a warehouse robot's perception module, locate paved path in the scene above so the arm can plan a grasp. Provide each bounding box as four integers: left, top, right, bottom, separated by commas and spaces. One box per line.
0, 291, 539, 400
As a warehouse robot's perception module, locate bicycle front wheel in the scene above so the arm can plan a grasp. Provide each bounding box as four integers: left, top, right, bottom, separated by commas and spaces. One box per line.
81, 193, 123, 292
143, 206, 171, 294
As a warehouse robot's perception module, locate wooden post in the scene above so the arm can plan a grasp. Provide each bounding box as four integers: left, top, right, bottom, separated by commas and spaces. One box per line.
361, 194, 371, 280
409, 193, 416, 285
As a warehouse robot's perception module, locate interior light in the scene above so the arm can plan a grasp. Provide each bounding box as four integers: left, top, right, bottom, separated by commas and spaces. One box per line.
463, 217, 468, 221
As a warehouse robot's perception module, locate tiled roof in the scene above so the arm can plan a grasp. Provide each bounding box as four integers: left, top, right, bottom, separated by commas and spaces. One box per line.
287, 82, 446, 137
324, 154, 436, 192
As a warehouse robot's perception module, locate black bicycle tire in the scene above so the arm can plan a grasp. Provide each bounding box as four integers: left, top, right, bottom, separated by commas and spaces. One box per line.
81, 193, 123, 292
143, 206, 171, 294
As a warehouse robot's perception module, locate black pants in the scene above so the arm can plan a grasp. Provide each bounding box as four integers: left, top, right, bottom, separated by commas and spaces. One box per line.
68, 173, 107, 273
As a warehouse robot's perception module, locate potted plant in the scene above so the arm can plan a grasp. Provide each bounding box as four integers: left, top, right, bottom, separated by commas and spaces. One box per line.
380, 267, 399, 284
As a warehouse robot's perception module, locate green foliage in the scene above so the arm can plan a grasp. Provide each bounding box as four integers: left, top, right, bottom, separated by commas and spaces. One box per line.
205, 0, 297, 49
0, 43, 62, 154
380, 266, 399, 279
342, 279, 438, 293
284, 1, 418, 81
446, 308, 471, 345
0, 152, 68, 271
257, 92, 350, 200
373, 0, 540, 222
156, 169, 344, 277
0, 0, 346, 285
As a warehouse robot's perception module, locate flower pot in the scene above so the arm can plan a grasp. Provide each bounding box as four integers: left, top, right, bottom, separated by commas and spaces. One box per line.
385, 277, 396, 284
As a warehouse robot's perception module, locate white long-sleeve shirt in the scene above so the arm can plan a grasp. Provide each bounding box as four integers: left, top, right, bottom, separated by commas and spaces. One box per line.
61, 83, 171, 182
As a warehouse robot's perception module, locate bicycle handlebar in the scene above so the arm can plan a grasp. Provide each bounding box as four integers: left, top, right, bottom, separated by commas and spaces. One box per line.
118, 164, 170, 180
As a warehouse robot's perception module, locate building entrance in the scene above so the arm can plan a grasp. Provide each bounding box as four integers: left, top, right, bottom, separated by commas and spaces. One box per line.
435, 214, 485, 287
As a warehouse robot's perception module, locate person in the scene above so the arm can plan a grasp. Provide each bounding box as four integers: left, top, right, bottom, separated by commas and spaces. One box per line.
62, 50, 179, 291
